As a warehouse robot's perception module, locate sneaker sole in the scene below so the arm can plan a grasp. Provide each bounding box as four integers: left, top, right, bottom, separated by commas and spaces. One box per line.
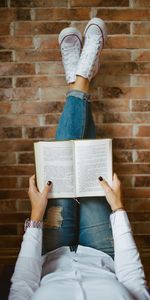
84, 17, 107, 47
58, 27, 82, 47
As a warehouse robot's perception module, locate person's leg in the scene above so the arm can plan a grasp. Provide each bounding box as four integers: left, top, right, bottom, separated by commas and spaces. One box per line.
42, 76, 96, 254
75, 18, 114, 258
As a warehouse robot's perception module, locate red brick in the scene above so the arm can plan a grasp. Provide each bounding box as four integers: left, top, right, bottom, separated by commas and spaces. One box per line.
119, 175, 133, 187
0, 115, 40, 126
0, 88, 39, 101
16, 9, 31, 20
135, 126, 150, 137
0, 0, 7, 6
0, 165, 34, 175
17, 177, 30, 189
131, 235, 150, 248
131, 0, 150, 7
35, 8, 90, 21
135, 176, 150, 187
100, 50, 131, 62
16, 76, 66, 87
107, 36, 150, 49
15, 50, 61, 62
99, 112, 150, 124
41, 86, 68, 100
71, 0, 129, 6
25, 126, 56, 138
92, 75, 130, 87
0, 37, 33, 49
0, 140, 33, 152
128, 212, 150, 222
0, 9, 16, 22
97, 8, 150, 21
11, 0, 68, 7
38, 62, 67, 75
33, 36, 58, 50
131, 75, 150, 87
125, 198, 150, 211
18, 152, 34, 164
132, 223, 150, 235
134, 151, 150, 162
0, 200, 17, 212
113, 138, 150, 149
133, 50, 150, 62
0, 63, 35, 76
17, 199, 30, 211
15, 101, 64, 114
15, 21, 69, 35
108, 22, 131, 34
114, 163, 150, 174
124, 188, 150, 198
132, 100, 150, 112
93, 99, 129, 112
0, 152, 16, 164
45, 114, 61, 125
113, 150, 132, 162
0, 78, 12, 88
0, 236, 21, 248
0, 23, 10, 35
0, 189, 28, 200
0, 8, 31, 21
100, 62, 150, 76
102, 87, 150, 99
0, 213, 29, 223
132, 22, 150, 35
0, 225, 17, 235
96, 124, 132, 138
0, 102, 12, 114
0, 51, 12, 62
0, 178, 18, 189
0, 127, 22, 138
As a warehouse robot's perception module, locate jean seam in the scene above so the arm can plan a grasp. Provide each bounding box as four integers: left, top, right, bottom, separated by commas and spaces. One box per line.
81, 100, 87, 138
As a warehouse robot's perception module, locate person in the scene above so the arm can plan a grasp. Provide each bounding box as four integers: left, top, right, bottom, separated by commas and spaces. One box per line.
8, 18, 150, 300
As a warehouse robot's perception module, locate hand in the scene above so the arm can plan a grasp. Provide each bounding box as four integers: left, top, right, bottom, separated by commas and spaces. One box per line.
99, 173, 124, 212
28, 175, 52, 221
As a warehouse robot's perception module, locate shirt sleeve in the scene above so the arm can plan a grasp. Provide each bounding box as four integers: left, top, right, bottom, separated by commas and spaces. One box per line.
110, 210, 150, 300
8, 228, 43, 300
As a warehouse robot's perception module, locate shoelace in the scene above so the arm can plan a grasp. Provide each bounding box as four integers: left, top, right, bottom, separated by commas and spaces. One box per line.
61, 44, 80, 67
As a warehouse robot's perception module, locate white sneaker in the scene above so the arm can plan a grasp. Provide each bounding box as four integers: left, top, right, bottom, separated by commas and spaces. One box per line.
76, 18, 107, 81
58, 27, 82, 84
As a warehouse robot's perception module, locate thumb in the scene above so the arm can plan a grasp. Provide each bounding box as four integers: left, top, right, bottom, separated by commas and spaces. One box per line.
42, 181, 52, 198
98, 176, 113, 195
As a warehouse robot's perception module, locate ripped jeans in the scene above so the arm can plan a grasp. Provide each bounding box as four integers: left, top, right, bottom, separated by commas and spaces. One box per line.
42, 90, 114, 258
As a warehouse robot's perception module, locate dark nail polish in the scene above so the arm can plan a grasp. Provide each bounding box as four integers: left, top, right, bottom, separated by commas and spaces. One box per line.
99, 176, 103, 181
47, 181, 52, 186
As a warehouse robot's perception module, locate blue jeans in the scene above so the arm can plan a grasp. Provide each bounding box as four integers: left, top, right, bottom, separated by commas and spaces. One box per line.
42, 90, 114, 258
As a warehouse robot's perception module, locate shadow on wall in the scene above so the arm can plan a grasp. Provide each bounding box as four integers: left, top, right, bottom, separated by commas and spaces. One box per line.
0, 265, 14, 300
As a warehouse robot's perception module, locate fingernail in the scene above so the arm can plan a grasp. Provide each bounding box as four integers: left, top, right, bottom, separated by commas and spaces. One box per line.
47, 181, 52, 186
99, 176, 103, 181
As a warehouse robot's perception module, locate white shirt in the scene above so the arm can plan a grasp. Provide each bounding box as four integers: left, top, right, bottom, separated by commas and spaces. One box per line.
9, 211, 150, 300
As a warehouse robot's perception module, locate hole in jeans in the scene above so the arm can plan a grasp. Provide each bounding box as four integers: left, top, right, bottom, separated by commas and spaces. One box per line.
44, 206, 63, 229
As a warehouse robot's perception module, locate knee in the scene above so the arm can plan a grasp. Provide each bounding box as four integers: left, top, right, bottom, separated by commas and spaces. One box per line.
45, 206, 63, 228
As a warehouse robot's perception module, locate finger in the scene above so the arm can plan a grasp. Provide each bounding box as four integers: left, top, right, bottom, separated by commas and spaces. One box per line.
29, 174, 38, 192
112, 173, 121, 189
42, 181, 52, 198
99, 177, 113, 195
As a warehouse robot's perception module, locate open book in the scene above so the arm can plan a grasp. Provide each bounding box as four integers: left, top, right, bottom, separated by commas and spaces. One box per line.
34, 139, 112, 198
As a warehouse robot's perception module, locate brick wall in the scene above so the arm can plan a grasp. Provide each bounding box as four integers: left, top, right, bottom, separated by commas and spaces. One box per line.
0, 0, 150, 283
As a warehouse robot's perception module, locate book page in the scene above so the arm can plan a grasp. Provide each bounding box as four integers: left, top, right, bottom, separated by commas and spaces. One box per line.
75, 139, 112, 197
35, 141, 75, 198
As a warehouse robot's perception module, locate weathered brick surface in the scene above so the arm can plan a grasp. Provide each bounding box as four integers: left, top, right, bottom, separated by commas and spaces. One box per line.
0, 0, 150, 285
